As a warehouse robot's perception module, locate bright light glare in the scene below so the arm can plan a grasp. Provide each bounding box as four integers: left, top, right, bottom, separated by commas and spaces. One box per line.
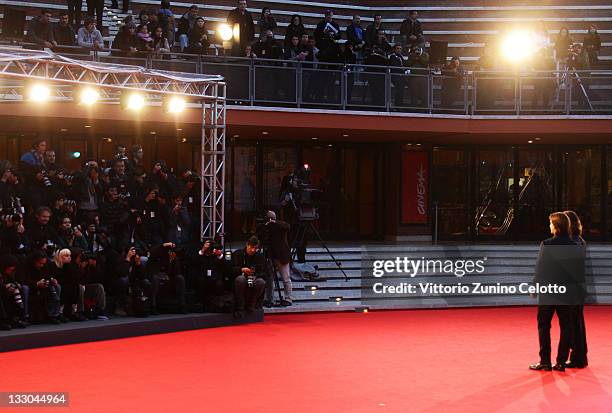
28, 84, 50, 102
72, 151, 81, 159
79, 87, 100, 105
125, 93, 145, 110
501, 31, 535, 62
219, 24, 233, 41
166, 96, 186, 113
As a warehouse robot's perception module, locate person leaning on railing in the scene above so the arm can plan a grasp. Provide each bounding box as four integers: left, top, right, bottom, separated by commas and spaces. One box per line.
112, 22, 141, 56
187, 16, 210, 55
53, 11, 76, 47
152, 26, 171, 57
583, 24, 601, 66
77, 17, 103, 49
27, 8, 57, 50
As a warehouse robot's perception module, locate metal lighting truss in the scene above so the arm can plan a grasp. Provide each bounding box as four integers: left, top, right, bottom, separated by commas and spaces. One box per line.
0, 47, 226, 242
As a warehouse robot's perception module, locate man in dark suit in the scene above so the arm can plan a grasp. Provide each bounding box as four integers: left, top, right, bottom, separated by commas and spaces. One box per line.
227, 0, 255, 56
529, 212, 581, 372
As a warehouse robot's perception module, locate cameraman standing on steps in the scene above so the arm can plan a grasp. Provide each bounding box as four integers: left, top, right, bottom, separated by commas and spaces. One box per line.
263, 211, 293, 306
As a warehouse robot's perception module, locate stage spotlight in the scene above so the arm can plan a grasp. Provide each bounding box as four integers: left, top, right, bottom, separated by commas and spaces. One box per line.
121, 92, 146, 111
500, 30, 535, 63
78, 87, 100, 105
163, 96, 186, 114
28, 83, 50, 103
218, 24, 233, 41
72, 151, 82, 159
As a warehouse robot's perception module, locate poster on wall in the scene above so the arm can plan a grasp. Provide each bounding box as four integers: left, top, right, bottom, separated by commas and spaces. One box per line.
401, 151, 429, 224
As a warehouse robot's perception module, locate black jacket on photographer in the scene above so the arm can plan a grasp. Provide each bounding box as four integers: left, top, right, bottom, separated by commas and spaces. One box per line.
263, 220, 291, 265
26, 219, 58, 253
198, 247, 227, 280
231, 248, 265, 279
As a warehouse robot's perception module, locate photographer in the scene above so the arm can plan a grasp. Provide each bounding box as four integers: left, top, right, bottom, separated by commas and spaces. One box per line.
57, 216, 88, 250
116, 246, 151, 316
73, 249, 108, 320
148, 242, 187, 314
136, 185, 166, 248
314, 10, 341, 56
26, 206, 59, 255
25, 250, 63, 324
231, 236, 265, 318
567, 43, 591, 109
0, 254, 28, 329
261, 211, 293, 306
441, 57, 465, 109
100, 184, 130, 243
0, 213, 29, 256
75, 162, 102, 224
197, 239, 228, 306
51, 248, 86, 321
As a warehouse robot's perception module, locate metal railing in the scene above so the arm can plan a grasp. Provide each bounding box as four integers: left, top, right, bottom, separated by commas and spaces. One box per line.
6, 43, 612, 115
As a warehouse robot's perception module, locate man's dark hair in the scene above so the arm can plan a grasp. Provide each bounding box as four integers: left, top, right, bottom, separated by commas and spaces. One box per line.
190, 4, 198, 10
246, 236, 260, 247
374, 13, 382, 19
409, 10, 418, 15
35, 206, 52, 216
41, 8, 52, 15
131, 144, 143, 154
85, 17, 95, 25
58, 10, 69, 18
29, 250, 48, 263
32, 138, 47, 149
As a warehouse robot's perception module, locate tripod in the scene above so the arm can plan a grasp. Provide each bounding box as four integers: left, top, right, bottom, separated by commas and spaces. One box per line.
555, 65, 593, 111
261, 247, 284, 305
291, 219, 349, 282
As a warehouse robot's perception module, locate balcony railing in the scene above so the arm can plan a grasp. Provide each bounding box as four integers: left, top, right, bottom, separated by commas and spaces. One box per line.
8, 44, 612, 116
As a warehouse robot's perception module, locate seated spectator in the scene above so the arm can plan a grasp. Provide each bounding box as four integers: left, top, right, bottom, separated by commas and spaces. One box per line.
555, 27, 573, 61
365, 14, 385, 48
406, 45, 430, 107
57, 216, 88, 250
252, 29, 282, 60
113, 22, 141, 56
441, 57, 466, 108
152, 26, 171, 56
389, 43, 407, 107
72, 249, 108, 319
346, 15, 366, 54
400, 10, 425, 47
583, 25, 601, 65
51, 248, 86, 321
27, 9, 57, 49
0, 254, 28, 329
284, 15, 305, 51
77, 18, 103, 49
368, 30, 392, 56
148, 242, 187, 313
258, 7, 277, 35
75, 162, 102, 224
188, 17, 209, 55
284, 35, 307, 61
25, 250, 63, 324
53, 11, 76, 46
136, 24, 154, 53
178, 5, 200, 52
231, 236, 265, 318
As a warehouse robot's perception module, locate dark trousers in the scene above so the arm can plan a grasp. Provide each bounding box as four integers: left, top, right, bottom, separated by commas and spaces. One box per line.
86, 0, 104, 29
392, 79, 405, 107
569, 305, 588, 366
537, 305, 573, 365
234, 275, 265, 311
151, 274, 186, 309
67, 0, 83, 28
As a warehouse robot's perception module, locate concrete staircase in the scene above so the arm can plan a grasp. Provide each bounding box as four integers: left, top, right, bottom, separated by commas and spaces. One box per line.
266, 243, 612, 313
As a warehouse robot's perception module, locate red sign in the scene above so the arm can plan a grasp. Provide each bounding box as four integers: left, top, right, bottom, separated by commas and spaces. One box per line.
401, 151, 429, 224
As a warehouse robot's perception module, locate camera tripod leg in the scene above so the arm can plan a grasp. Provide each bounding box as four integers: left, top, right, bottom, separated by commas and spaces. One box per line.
307, 222, 349, 282
269, 259, 284, 303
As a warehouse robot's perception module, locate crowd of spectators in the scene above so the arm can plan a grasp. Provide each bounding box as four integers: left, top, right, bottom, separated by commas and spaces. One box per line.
0, 138, 279, 330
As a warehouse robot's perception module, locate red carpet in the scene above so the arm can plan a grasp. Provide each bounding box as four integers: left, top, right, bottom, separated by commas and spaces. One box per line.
1, 306, 612, 412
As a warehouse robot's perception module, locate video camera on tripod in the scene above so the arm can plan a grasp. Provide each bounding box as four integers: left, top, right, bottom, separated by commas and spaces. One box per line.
280, 163, 322, 222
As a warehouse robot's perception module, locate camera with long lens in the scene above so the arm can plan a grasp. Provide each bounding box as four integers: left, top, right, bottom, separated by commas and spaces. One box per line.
244, 266, 256, 287
41, 170, 53, 187
5, 283, 24, 308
